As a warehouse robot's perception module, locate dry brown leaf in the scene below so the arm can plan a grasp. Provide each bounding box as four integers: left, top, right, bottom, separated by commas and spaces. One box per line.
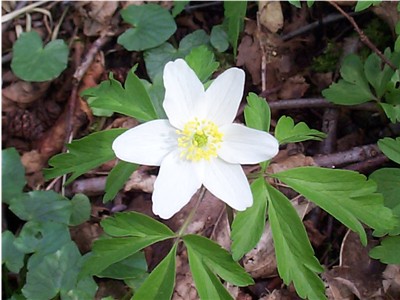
269, 150, 316, 174
278, 75, 310, 99
124, 170, 156, 193
20, 150, 46, 188
237, 22, 262, 85
38, 52, 104, 160
76, 2, 118, 36
2, 81, 50, 106
259, 1, 283, 33
382, 265, 400, 298
324, 231, 385, 300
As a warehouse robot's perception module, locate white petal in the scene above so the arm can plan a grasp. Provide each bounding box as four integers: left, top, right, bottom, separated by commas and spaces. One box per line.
163, 59, 205, 129
152, 151, 203, 219
203, 68, 245, 126
202, 159, 252, 211
112, 120, 177, 166
218, 124, 279, 164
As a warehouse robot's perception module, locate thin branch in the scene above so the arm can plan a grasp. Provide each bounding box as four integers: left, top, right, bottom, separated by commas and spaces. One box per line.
328, 1, 397, 70
313, 143, 381, 168
267, 98, 378, 111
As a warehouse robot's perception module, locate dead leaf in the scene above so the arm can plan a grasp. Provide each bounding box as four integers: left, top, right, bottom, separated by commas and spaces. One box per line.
76, 2, 118, 36
20, 150, 46, 188
278, 75, 310, 99
324, 231, 385, 300
2, 81, 50, 106
38, 52, 103, 160
237, 21, 262, 85
382, 265, 400, 298
269, 150, 316, 174
124, 170, 156, 193
259, 1, 284, 33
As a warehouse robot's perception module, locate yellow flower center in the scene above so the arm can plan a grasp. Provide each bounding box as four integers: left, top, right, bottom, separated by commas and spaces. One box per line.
177, 118, 223, 161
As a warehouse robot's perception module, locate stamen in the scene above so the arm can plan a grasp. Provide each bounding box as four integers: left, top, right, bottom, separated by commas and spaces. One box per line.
177, 118, 223, 161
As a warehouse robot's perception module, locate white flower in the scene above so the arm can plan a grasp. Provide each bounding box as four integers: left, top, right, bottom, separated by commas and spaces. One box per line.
112, 59, 279, 219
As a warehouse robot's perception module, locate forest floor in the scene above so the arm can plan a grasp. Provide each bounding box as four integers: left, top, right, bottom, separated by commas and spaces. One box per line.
2, 1, 400, 299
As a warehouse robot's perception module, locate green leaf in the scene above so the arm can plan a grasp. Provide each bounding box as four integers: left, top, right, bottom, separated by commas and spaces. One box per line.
61, 276, 97, 300
14, 221, 71, 255
244, 93, 271, 132
142, 73, 167, 119
69, 194, 91, 226
185, 45, 219, 82
274, 116, 326, 144
172, 0, 189, 17
101, 211, 175, 238
104, 161, 138, 202
97, 251, 147, 280
395, 36, 400, 53
2, 230, 25, 273
186, 247, 233, 300
380, 103, 400, 123
44, 129, 126, 184
117, 4, 176, 51
307, 0, 315, 7
210, 25, 229, 52
144, 42, 179, 82
179, 30, 210, 54
2, 148, 26, 204
132, 244, 177, 300
369, 236, 400, 264
231, 177, 268, 261
11, 31, 69, 82
83, 68, 158, 121
82, 212, 175, 277
9, 191, 71, 224
364, 52, 396, 98
144, 30, 210, 81
341, 54, 369, 89
355, 0, 381, 12
273, 167, 397, 245
81, 235, 170, 277
370, 168, 400, 209
322, 54, 376, 105
22, 242, 83, 300
288, 0, 301, 8
322, 80, 376, 105
377, 137, 400, 164
183, 235, 254, 286
369, 168, 400, 235
86, 96, 113, 117
265, 184, 326, 300
224, 1, 247, 57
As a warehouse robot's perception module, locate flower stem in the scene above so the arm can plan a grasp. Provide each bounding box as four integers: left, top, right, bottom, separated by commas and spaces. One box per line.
177, 186, 206, 238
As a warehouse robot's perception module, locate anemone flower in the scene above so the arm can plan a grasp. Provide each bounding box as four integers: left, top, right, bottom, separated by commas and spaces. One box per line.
112, 59, 279, 219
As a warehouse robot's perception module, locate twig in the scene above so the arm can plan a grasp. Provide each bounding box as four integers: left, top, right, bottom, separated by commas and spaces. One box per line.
344, 154, 389, 173
267, 98, 378, 111
281, 12, 358, 41
73, 34, 112, 83
319, 108, 339, 154
64, 34, 112, 146
328, 1, 397, 70
1, 1, 50, 23
256, 12, 267, 92
313, 143, 381, 168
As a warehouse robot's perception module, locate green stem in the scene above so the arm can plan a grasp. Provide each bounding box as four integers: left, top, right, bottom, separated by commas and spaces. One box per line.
176, 186, 206, 238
